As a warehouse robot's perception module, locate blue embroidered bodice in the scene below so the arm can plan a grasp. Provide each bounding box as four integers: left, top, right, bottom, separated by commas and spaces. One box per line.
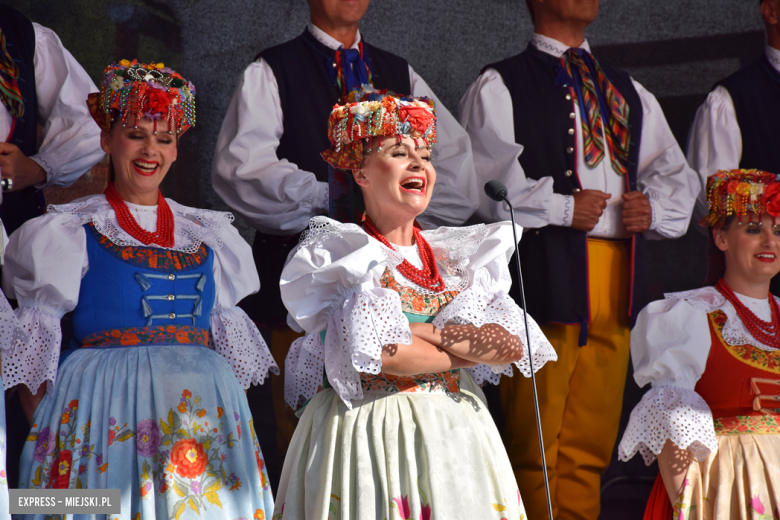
71, 225, 216, 344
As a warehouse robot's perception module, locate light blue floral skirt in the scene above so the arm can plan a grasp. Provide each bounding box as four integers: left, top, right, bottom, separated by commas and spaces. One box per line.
18, 345, 274, 520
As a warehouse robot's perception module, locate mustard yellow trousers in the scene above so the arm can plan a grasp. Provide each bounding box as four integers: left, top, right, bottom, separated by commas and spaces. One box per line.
500, 238, 632, 520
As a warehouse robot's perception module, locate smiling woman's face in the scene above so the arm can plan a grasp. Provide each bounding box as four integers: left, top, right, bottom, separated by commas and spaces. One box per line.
353, 136, 435, 224
716, 212, 780, 284
101, 116, 177, 204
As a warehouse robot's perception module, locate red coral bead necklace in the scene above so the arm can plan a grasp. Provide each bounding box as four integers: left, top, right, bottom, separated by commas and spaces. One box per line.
363, 215, 445, 292
715, 278, 780, 348
104, 182, 175, 248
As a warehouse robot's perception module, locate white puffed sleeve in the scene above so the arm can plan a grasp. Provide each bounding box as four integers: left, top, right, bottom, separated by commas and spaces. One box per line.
2, 214, 87, 393
618, 298, 717, 465
280, 217, 412, 409
210, 222, 279, 389
427, 222, 557, 385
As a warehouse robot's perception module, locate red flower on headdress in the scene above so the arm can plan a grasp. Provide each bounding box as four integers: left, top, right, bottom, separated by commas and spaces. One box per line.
398, 105, 434, 135
145, 88, 174, 114
762, 183, 780, 216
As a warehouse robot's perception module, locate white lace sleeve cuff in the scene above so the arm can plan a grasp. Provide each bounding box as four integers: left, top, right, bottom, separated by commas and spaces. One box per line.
2, 306, 62, 393
284, 333, 325, 409
0, 295, 26, 355
210, 306, 279, 389
324, 287, 411, 409
431, 285, 557, 381
618, 386, 717, 465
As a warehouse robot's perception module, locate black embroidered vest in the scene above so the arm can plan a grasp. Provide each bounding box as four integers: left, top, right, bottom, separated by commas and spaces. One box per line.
0, 4, 43, 234
485, 45, 645, 344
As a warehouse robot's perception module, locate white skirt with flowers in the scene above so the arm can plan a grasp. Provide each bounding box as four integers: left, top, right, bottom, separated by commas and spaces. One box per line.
273, 369, 525, 520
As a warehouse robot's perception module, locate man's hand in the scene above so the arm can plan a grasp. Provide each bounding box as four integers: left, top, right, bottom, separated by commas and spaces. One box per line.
0, 142, 46, 192
622, 191, 653, 234
571, 189, 611, 232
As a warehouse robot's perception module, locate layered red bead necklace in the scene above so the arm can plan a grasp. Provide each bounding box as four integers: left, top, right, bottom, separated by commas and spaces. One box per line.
363, 215, 445, 292
715, 278, 780, 348
104, 182, 175, 248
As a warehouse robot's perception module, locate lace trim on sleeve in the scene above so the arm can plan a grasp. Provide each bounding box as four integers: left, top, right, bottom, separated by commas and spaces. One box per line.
2, 307, 61, 393
432, 285, 557, 380
324, 287, 412, 408
48, 196, 235, 254
618, 386, 717, 465
0, 295, 26, 355
284, 333, 325, 409
465, 363, 514, 386
666, 287, 780, 351
210, 306, 279, 389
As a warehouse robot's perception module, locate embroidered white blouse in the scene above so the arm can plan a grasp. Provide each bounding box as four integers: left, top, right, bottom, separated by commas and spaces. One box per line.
1, 194, 278, 394
0, 23, 103, 187
618, 286, 779, 465
279, 216, 557, 409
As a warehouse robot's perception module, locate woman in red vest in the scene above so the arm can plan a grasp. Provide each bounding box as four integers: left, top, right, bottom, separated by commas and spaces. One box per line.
619, 169, 780, 519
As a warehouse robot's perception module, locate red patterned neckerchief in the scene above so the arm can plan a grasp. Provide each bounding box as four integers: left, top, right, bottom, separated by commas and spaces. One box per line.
560, 47, 630, 176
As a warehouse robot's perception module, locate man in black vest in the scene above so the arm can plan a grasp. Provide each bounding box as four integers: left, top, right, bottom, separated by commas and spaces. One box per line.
212, 0, 477, 472
0, 4, 103, 234
688, 0, 780, 229
460, 1, 698, 518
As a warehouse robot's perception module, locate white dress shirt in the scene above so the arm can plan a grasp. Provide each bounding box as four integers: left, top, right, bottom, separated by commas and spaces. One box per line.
212, 23, 478, 236
460, 34, 698, 239
687, 45, 780, 226
0, 23, 103, 187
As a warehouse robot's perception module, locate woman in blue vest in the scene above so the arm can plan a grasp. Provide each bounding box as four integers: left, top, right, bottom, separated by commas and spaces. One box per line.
275, 87, 556, 520
2, 60, 276, 519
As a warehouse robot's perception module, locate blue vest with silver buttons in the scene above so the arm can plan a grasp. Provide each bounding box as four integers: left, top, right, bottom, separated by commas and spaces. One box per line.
71, 224, 216, 344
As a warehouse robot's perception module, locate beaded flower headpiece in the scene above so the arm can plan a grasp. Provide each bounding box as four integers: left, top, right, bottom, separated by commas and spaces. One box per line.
87, 59, 196, 135
703, 169, 780, 228
321, 86, 437, 170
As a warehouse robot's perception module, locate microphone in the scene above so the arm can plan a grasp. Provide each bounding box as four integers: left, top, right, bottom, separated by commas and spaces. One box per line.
483, 180, 554, 520
484, 179, 508, 202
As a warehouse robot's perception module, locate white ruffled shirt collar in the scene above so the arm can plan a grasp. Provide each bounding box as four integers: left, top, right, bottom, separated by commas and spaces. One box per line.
767, 45, 780, 74
666, 286, 777, 350
48, 194, 235, 253
530, 33, 591, 58
307, 22, 361, 51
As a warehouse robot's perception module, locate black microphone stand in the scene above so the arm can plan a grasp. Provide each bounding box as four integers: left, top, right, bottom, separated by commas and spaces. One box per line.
488, 182, 554, 520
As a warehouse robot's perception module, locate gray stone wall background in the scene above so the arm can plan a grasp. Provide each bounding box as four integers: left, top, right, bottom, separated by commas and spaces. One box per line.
6, 1, 768, 517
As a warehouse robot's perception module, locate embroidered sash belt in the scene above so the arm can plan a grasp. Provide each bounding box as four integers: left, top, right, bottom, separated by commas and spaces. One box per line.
360, 370, 460, 395
714, 415, 780, 435
80, 325, 210, 349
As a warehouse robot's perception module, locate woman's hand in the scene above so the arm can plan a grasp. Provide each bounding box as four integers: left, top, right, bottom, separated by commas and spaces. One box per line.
380, 334, 477, 376
410, 322, 523, 365
18, 382, 47, 424
657, 440, 693, 503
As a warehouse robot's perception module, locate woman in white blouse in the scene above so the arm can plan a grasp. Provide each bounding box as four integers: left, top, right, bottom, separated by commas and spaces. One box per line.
3, 61, 276, 519
619, 169, 780, 519
274, 87, 556, 520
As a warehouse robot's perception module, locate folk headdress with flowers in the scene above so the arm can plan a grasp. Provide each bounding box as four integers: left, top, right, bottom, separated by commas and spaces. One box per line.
321, 86, 437, 171
703, 169, 780, 229
87, 59, 196, 135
